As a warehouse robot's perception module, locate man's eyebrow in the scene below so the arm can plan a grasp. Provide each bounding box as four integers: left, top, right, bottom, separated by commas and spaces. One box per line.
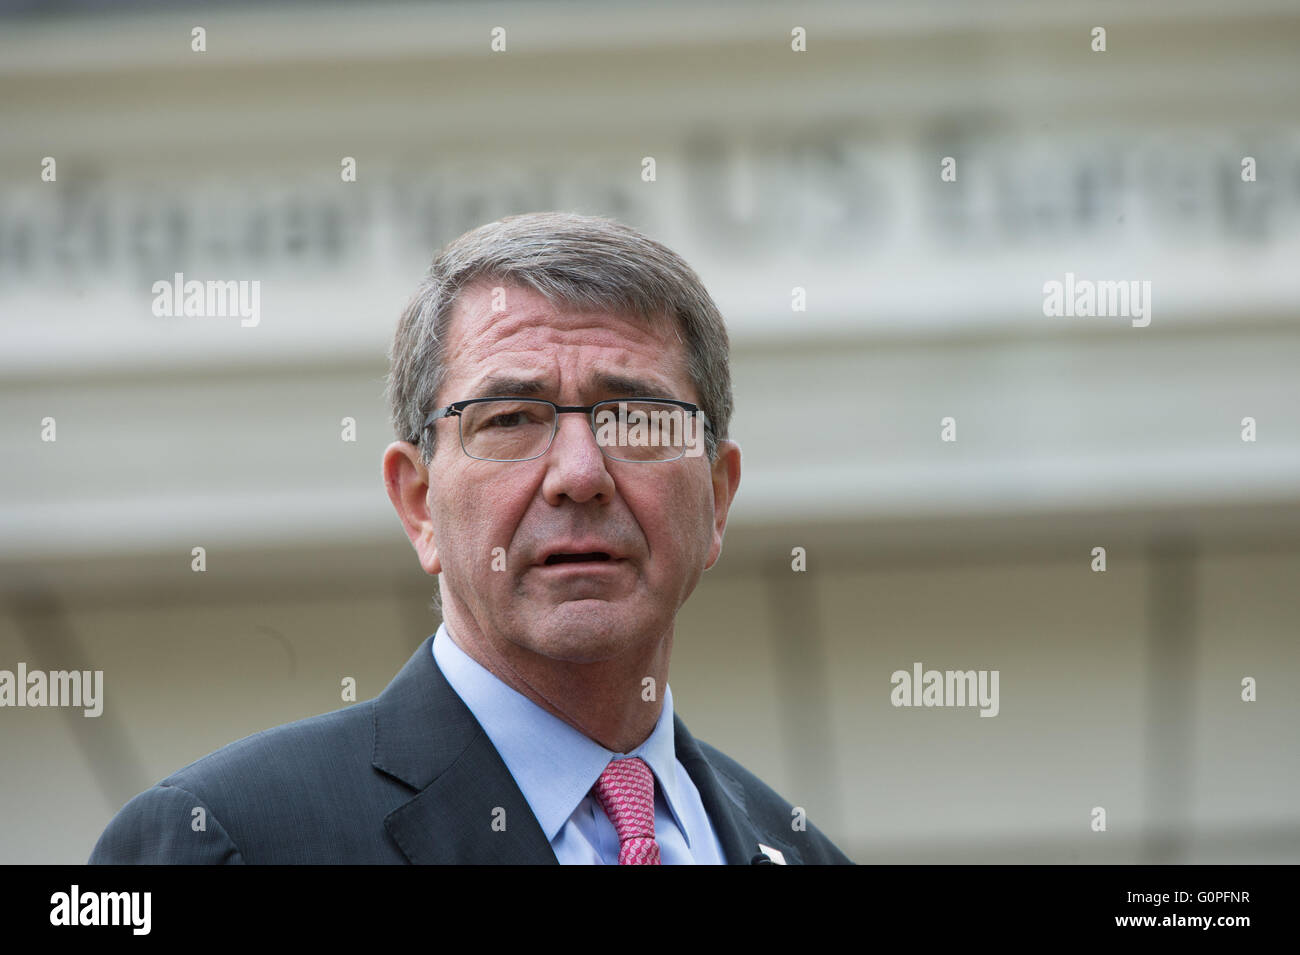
588, 371, 677, 398
471, 371, 680, 401
472, 375, 549, 398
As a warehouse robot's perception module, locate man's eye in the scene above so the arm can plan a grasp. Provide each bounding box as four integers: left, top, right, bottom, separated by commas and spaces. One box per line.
485, 413, 528, 428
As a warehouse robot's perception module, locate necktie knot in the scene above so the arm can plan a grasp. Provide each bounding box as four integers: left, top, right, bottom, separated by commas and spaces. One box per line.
591, 757, 661, 865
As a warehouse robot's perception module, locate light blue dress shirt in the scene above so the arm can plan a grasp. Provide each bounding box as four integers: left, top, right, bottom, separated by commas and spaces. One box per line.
431, 621, 727, 864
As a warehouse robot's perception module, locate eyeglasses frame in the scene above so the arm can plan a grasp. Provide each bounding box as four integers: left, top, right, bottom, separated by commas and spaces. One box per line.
409, 396, 712, 463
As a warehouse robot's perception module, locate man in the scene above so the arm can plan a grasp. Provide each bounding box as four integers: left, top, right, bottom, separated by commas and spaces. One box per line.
89, 211, 852, 865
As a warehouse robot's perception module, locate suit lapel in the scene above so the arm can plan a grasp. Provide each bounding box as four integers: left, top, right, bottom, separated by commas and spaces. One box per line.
373, 636, 557, 864
674, 714, 804, 865
372, 634, 796, 865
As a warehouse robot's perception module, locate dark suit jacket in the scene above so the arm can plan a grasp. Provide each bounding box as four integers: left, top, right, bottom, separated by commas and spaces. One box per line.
89, 634, 853, 864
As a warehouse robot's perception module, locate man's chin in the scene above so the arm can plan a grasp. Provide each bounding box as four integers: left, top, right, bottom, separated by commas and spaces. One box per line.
517, 601, 654, 664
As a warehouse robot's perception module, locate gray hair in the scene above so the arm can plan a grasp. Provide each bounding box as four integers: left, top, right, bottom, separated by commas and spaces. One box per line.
385, 211, 732, 465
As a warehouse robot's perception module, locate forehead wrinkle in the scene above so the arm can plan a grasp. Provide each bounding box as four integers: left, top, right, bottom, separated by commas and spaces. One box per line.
448, 281, 671, 357
461, 310, 668, 359
444, 289, 693, 403
464, 367, 684, 402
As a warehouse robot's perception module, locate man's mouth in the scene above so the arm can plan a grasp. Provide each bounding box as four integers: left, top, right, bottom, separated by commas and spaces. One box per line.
543, 552, 612, 565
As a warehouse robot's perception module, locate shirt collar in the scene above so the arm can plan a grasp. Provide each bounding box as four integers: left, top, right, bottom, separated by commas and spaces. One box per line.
431, 621, 695, 846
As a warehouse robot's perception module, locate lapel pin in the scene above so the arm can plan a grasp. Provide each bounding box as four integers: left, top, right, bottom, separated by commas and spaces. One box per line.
756, 844, 787, 865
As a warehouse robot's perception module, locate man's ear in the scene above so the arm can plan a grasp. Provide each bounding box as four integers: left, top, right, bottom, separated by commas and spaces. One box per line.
382, 441, 442, 576
704, 439, 741, 571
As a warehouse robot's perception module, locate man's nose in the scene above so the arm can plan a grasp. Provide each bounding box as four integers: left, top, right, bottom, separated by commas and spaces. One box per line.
540, 413, 615, 504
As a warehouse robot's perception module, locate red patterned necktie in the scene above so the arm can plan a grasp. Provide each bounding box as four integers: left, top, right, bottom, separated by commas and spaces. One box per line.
591, 757, 662, 865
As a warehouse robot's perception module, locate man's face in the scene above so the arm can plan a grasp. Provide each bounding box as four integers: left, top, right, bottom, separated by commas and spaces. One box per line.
394, 280, 740, 666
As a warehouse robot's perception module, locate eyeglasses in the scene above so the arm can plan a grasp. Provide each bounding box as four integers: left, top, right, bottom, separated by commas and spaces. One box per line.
412, 397, 711, 462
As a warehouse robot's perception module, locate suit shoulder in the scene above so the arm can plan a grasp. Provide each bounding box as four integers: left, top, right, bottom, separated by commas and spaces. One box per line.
92, 700, 400, 863
693, 738, 855, 865
163, 701, 376, 791
89, 779, 245, 864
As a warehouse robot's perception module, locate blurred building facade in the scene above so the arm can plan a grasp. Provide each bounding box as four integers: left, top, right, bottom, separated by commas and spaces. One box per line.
1, 0, 1298, 863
